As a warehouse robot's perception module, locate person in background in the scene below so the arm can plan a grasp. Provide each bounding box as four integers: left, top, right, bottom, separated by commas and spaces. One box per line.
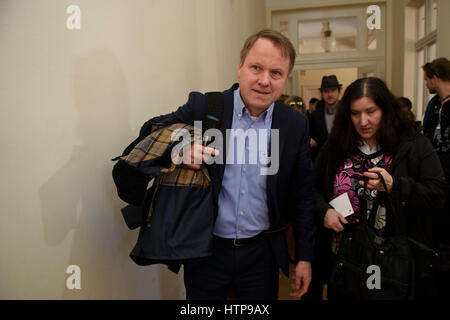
307, 97, 319, 118
397, 97, 422, 134
422, 57, 450, 299
309, 75, 342, 160
286, 95, 307, 115
301, 75, 343, 300
314, 77, 446, 299
279, 94, 290, 104
397, 96, 413, 114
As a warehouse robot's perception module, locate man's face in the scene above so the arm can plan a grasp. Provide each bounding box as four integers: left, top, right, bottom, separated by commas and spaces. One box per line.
321, 88, 340, 106
238, 38, 290, 116
424, 75, 437, 94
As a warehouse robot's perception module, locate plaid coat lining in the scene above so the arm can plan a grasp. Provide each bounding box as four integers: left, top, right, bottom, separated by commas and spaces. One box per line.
121, 123, 210, 188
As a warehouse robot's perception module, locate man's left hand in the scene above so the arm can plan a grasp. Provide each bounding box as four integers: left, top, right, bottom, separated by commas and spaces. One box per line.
292, 260, 312, 298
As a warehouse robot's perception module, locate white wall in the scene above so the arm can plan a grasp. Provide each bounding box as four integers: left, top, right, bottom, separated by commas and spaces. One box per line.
0, 0, 265, 299
436, 0, 450, 58
392, 0, 450, 102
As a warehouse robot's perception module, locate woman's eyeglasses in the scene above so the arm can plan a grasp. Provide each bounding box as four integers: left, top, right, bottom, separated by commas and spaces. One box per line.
289, 101, 304, 108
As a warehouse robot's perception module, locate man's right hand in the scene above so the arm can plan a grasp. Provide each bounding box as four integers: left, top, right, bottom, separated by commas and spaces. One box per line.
324, 208, 348, 232
183, 140, 219, 170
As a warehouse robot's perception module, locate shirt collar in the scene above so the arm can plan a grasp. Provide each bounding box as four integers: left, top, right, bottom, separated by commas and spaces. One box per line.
358, 140, 380, 155
234, 87, 275, 121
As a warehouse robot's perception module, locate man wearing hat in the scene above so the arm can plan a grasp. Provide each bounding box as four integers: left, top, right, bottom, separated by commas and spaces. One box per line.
309, 75, 342, 160
302, 75, 342, 300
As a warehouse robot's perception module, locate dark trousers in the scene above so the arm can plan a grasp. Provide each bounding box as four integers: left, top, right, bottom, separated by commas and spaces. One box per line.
436, 243, 450, 299
302, 228, 332, 300
183, 235, 279, 300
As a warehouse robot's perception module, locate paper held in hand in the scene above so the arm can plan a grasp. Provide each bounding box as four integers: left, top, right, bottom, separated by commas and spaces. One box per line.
329, 192, 354, 218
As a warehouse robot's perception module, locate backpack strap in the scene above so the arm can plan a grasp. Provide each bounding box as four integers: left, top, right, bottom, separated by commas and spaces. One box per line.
203, 92, 223, 145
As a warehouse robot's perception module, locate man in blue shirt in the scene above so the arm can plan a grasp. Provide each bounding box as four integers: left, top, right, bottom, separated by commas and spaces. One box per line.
142, 29, 314, 300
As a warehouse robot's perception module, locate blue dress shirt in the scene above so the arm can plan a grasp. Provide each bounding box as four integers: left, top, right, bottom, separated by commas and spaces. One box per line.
213, 88, 274, 239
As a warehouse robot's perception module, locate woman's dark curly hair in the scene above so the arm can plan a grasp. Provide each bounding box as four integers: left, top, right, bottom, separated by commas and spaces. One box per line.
327, 77, 414, 163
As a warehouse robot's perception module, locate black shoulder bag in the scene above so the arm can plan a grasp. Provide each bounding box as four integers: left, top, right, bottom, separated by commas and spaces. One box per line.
328, 173, 417, 300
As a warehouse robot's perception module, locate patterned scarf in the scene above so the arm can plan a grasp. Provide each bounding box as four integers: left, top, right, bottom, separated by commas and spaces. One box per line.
331, 149, 393, 253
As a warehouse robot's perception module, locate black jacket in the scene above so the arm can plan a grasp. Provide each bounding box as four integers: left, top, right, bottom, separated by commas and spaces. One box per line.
314, 131, 447, 248
309, 101, 333, 160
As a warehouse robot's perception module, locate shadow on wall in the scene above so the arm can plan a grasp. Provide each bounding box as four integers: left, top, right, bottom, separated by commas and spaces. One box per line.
38, 50, 183, 299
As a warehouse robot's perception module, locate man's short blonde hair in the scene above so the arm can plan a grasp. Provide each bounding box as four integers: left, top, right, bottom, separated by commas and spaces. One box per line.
240, 29, 296, 74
